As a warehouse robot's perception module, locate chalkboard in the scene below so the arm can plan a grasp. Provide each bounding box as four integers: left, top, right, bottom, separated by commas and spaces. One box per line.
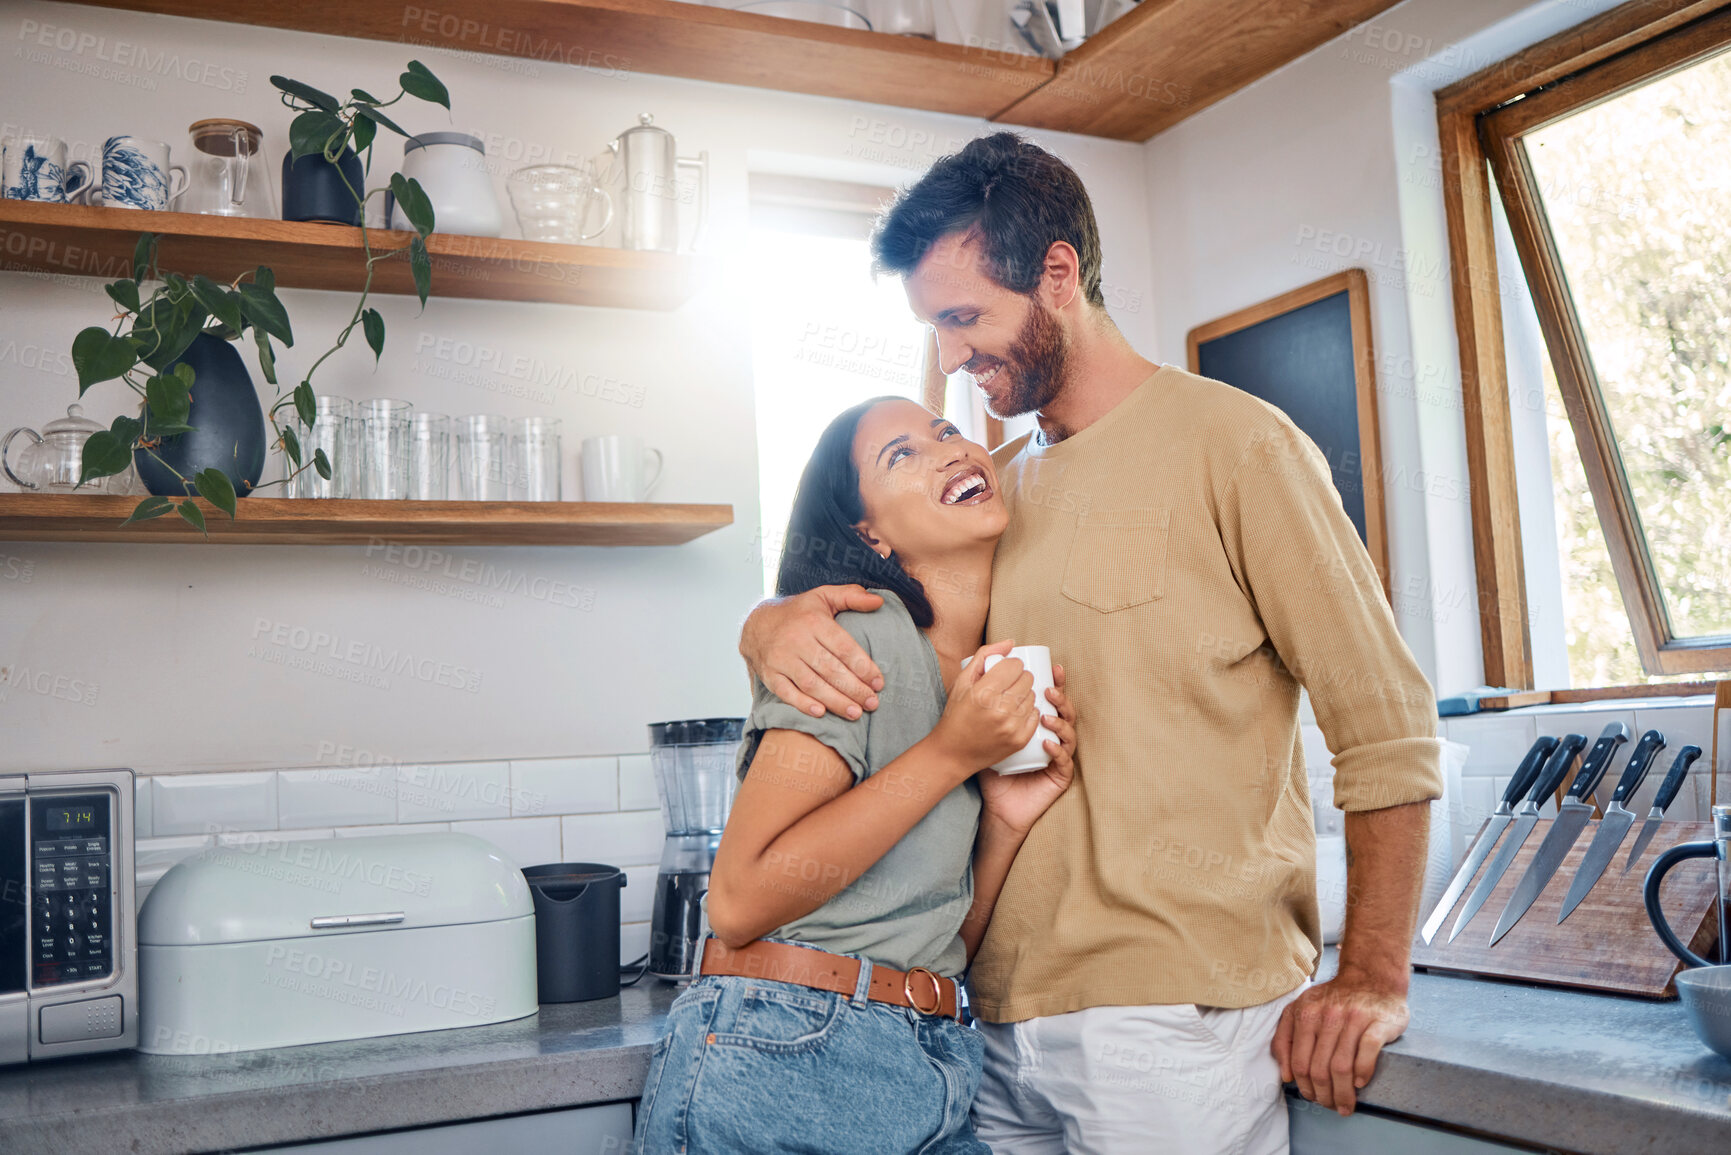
1187, 269, 1387, 588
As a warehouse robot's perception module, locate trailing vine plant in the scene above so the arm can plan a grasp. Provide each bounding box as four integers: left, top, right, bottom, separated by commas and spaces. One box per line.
71, 61, 448, 535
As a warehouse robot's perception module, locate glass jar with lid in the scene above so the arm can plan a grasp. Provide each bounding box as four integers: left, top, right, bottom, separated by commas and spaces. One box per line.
185, 119, 275, 219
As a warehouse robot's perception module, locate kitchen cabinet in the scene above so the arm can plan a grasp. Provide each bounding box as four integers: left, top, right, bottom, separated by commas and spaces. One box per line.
250, 1102, 633, 1153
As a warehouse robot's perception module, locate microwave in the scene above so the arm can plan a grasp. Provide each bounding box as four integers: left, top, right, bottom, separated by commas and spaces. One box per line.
1, 768, 137, 1063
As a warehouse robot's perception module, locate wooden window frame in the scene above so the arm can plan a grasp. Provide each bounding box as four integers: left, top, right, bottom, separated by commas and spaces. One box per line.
1436, 0, 1731, 687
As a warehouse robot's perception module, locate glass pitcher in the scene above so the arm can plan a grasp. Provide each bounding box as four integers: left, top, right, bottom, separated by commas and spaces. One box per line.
185, 119, 274, 218
2, 405, 136, 494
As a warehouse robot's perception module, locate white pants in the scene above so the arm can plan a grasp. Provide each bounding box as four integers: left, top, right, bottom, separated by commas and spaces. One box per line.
971, 988, 1304, 1155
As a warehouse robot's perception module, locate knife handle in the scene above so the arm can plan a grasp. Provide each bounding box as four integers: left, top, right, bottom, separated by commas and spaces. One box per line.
1531, 734, 1587, 803
1652, 745, 1703, 812
1567, 723, 1631, 800
1609, 730, 1665, 804
1503, 736, 1558, 807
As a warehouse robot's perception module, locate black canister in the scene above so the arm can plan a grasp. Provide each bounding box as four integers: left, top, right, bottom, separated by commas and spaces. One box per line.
522, 862, 626, 1003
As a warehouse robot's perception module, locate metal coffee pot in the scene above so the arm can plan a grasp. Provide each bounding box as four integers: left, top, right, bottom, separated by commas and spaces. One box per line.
1647, 804, 1731, 1058
604, 114, 707, 253
1646, 803, 1730, 968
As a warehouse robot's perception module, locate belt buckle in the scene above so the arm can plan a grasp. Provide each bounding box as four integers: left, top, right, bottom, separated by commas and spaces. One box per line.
903, 966, 944, 1017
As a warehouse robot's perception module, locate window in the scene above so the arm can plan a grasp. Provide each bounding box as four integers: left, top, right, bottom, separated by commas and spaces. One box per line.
746, 175, 953, 597
1438, 3, 1731, 685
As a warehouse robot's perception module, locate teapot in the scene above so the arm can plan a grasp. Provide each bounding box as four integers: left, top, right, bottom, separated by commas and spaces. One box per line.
2, 405, 135, 494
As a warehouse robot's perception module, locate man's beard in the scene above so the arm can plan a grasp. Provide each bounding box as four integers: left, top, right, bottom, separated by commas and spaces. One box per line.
980, 298, 1068, 420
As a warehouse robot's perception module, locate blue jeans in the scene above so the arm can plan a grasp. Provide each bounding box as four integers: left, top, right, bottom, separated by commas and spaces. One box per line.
632, 948, 990, 1155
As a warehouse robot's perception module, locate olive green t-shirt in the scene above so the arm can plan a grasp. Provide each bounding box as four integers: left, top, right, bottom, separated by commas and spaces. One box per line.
734, 590, 979, 977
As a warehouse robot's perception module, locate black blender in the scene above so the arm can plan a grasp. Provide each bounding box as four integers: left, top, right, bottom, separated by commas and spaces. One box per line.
647, 718, 745, 980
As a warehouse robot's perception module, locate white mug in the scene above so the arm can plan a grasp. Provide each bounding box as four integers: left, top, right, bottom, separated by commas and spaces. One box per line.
2, 136, 93, 203
961, 645, 1059, 775
73, 136, 188, 210
581, 434, 663, 502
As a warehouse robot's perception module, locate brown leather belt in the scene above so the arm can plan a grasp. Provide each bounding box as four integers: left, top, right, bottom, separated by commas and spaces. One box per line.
698, 938, 959, 1020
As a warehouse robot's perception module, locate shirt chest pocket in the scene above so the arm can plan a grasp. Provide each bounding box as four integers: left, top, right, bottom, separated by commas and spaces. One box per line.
1061, 507, 1170, 613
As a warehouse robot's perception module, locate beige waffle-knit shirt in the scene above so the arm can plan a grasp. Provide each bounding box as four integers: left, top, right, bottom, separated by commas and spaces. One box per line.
970, 365, 1443, 1022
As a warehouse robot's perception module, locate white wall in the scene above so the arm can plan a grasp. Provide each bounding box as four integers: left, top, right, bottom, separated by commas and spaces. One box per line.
0, 0, 1154, 776
1139, 0, 1618, 694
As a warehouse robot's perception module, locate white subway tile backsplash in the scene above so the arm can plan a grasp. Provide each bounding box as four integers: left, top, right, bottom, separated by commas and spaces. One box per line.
134, 777, 153, 840
334, 822, 450, 838
1445, 714, 1537, 775
397, 761, 510, 822
215, 828, 334, 849
621, 865, 657, 923
278, 767, 397, 829
621, 921, 651, 967
1635, 706, 1712, 758
509, 757, 616, 817
451, 817, 562, 868
1299, 726, 1330, 777
561, 810, 663, 867
135, 834, 213, 873
619, 754, 658, 811
152, 772, 277, 836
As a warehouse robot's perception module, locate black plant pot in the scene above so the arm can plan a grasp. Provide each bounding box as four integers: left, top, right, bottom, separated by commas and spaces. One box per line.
134, 333, 267, 498
282, 147, 364, 225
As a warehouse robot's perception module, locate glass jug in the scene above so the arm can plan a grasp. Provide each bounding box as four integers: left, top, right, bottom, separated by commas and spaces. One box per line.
185, 119, 274, 219
2, 405, 136, 494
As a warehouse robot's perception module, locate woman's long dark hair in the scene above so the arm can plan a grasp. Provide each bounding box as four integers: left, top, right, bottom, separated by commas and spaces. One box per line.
775, 397, 935, 629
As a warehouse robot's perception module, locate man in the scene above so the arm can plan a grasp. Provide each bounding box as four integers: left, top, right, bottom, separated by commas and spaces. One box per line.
740, 133, 1441, 1153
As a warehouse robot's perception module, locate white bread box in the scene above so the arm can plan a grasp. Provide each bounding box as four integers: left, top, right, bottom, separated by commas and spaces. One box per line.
138, 832, 537, 1054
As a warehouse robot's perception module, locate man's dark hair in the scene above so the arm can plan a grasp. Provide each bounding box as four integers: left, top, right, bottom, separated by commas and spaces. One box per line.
870, 132, 1104, 308
774, 397, 935, 629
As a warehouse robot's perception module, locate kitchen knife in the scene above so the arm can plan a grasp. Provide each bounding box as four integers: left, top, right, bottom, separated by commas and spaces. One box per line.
1447, 733, 1588, 943
1555, 729, 1666, 924
1621, 745, 1704, 874
1488, 721, 1631, 946
1419, 736, 1557, 944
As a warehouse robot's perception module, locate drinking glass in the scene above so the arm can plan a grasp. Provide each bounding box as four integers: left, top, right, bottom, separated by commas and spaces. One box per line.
286, 396, 355, 498
456, 414, 509, 500
507, 416, 562, 501
358, 399, 412, 500
408, 413, 451, 500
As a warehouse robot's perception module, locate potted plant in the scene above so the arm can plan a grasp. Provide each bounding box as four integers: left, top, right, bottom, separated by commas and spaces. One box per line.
70, 62, 449, 534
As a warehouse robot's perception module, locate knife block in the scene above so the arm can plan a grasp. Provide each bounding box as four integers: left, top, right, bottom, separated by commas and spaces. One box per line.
1411, 819, 1720, 997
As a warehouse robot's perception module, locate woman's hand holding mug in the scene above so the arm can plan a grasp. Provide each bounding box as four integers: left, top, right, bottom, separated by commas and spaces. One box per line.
977, 662, 1078, 837
931, 640, 1038, 780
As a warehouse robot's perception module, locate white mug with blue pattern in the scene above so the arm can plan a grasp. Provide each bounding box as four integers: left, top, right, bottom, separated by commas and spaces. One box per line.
73, 136, 189, 211
2, 136, 94, 203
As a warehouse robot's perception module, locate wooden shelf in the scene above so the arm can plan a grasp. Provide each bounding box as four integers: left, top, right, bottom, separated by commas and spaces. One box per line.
52, 0, 1405, 140
0, 494, 733, 546
70, 0, 1054, 121
0, 201, 696, 309
993, 0, 1408, 141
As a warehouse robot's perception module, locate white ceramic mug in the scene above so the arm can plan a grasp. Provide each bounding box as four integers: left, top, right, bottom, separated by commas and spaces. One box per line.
581, 434, 663, 502
961, 644, 1059, 775
2, 136, 93, 203
73, 136, 188, 210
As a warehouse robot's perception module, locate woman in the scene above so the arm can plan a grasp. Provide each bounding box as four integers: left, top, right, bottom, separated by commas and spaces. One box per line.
632, 397, 1077, 1155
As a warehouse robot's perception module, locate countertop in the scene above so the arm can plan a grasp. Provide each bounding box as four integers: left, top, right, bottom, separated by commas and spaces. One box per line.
2, 965, 1728, 1155
0, 982, 679, 1155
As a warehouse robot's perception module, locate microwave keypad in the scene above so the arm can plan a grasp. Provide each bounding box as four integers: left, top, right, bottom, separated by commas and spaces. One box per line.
32, 836, 112, 986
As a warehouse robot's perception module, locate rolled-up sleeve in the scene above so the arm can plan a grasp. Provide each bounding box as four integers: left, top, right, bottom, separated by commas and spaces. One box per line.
1221, 412, 1444, 813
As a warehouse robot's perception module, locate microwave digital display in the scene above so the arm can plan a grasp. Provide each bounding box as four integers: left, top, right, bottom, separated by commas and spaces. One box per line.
44, 806, 98, 833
